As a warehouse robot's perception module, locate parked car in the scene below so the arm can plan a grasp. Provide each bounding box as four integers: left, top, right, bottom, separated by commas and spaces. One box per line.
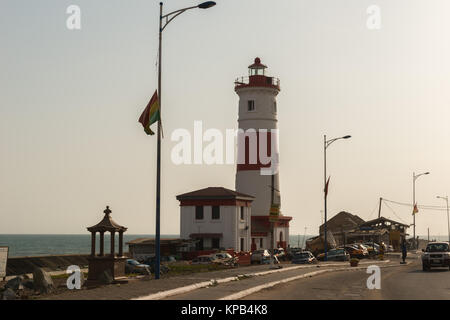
210, 252, 238, 266
363, 242, 380, 255
261, 254, 280, 265
191, 255, 219, 265
291, 251, 317, 264
422, 242, 450, 271
125, 259, 151, 275
342, 244, 369, 259
160, 255, 177, 263
317, 248, 350, 261
142, 257, 170, 274
251, 249, 270, 264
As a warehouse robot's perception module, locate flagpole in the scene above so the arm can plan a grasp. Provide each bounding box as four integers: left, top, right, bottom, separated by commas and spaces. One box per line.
323, 135, 328, 262
155, 1, 163, 280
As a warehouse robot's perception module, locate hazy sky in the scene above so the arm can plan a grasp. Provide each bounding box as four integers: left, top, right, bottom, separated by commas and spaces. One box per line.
1, 0, 450, 237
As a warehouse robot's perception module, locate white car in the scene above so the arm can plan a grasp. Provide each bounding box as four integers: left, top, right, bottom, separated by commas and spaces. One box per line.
210, 252, 233, 260
422, 242, 450, 271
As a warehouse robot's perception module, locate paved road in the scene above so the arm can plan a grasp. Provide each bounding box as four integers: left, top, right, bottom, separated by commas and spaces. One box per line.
164, 260, 396, 300
243, 259, 450, 300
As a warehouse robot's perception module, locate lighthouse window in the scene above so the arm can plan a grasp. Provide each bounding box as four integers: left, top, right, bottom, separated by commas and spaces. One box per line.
212, 206, 220, 220
195, 206, 204, 220
247, 100, 255, 112
273, 101, 277, 113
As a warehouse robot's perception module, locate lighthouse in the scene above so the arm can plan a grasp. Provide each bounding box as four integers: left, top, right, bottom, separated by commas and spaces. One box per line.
234, 58, 292, 251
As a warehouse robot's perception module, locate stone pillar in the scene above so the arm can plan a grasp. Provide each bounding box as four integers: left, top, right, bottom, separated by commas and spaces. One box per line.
91, 232, 96, 256
99, 231, 104, 256
118, 231, 123, 257
110, 231, 115, 257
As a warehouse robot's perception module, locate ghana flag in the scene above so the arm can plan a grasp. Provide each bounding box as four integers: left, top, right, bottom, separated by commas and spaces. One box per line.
139, 90, 160, 135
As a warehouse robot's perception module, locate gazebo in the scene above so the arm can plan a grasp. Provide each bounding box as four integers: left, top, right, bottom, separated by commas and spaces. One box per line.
87, 206, 127, 281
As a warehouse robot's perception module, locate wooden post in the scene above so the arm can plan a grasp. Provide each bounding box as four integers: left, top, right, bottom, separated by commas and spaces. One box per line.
378, 197, 382, 218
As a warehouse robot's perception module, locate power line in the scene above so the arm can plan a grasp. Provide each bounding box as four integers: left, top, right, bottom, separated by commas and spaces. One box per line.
367, 201, 380, 220
382, 201, 408, 224
382, 198, 448, 212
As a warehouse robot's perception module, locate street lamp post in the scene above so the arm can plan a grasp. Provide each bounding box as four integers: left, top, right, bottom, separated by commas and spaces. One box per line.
436, 196, 450, 244
323, 135, 351, 261
155, 1, 216, 280
412, 171, 429, 250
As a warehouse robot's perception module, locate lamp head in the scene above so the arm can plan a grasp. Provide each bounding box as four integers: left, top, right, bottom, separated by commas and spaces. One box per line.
198, 1, 216, 9
342, 135, 351, 139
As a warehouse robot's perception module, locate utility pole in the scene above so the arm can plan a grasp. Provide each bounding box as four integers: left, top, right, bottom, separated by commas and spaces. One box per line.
378, 197, 382, 218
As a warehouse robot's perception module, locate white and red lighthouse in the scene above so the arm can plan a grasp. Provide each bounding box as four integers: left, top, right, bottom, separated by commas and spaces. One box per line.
234, 58, 292, 251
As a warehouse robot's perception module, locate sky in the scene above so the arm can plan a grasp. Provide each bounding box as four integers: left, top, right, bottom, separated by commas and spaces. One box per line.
1, 0, 450, 237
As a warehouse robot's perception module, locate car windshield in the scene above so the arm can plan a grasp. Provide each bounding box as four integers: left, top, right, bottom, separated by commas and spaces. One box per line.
426, 243, 449, 252
128, 260, 139, 266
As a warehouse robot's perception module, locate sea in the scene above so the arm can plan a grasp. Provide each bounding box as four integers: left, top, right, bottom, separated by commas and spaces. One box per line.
0, 234, 314, 257
0, 234, 447, 257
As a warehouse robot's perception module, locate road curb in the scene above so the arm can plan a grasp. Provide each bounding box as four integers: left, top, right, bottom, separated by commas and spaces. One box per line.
133, 260, 391, 300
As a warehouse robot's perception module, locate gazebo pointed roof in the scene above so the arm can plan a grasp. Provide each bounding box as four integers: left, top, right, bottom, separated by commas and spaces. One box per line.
87, 206, 127, 233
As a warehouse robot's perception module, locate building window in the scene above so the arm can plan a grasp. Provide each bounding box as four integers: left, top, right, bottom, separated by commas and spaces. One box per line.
240, 238, 245, 252
212, 238, 220, 249
260, 238, 263, 248
247, 100, 255, 112
212, 206, 220, 220
195, 206, 204, 220
240, 207, 245, 220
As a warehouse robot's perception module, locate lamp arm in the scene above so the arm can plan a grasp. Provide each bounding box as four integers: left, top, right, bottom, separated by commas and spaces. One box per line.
161, 5, 198, 31
325, 137, 340, 149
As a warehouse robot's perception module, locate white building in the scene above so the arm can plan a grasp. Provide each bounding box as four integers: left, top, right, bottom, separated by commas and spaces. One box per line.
234, 58, 292, 251
177, 187, 254, 252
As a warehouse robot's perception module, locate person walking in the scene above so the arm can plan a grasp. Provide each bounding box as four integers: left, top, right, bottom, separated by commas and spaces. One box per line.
401, 238, 407, 264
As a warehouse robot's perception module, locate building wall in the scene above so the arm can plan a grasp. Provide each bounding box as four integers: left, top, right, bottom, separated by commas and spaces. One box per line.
180, 205, 251, 251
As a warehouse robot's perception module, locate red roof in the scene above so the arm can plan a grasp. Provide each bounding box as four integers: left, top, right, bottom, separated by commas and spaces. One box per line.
176, 187, 254, 201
